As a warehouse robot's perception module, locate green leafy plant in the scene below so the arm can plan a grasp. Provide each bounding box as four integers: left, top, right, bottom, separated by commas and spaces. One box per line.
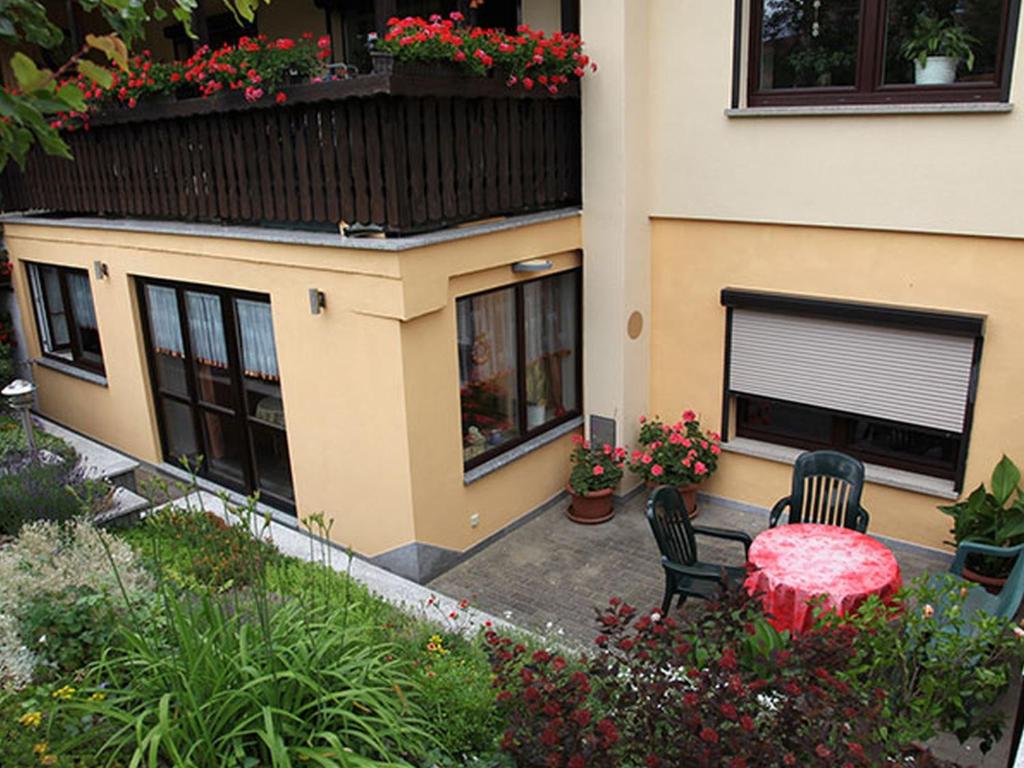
18, 586, 119, 679
939, 455, 1024, 577
568, 435, 625, 494
827, 574, 1024, 752
900, 13, 978, 70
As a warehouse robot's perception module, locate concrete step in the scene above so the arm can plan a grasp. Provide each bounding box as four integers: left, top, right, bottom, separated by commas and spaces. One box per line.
93, 486, 150, 528
36, 417, 140, 491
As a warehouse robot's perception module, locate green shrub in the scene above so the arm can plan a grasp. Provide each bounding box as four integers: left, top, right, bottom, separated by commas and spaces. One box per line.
0, 519, 151, 691
63, 590, 438, 767
18, 586, 119, 679
132, 505, 281, 591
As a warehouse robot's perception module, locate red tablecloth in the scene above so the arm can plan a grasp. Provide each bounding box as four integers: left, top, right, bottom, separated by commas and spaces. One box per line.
745, 523, 902, 633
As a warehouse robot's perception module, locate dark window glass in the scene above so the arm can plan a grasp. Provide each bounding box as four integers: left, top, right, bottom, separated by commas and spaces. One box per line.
735, 395, 961, 479
759, 0, 860, 89
883, 0, 1003, 85
458, 286, 520, 462
200, 411, 247, 485
750, 0, 1014, 105
162, 399, 200, 461
27, 263, 104, 374
250, 423, 294, 502
457, 270, 582, 469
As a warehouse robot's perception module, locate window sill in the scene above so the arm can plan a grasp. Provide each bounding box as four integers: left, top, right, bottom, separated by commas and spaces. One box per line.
725, 102, 1013, 118
722, 437, 959, 500
33, 357, 108, 387
463, 416, 583, 485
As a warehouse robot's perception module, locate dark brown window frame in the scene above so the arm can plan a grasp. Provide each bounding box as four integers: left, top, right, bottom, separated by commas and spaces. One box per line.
137, 276, 295, 514
459, 268, 583, 472
746, 0, 1022, 106
719, 289, 986, 492
25, 262, 105, 376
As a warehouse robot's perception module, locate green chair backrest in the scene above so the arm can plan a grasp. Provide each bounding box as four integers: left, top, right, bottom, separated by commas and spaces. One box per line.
788, 450, 866, 529
646, 486, 698, 567
995, 545, 1024, 620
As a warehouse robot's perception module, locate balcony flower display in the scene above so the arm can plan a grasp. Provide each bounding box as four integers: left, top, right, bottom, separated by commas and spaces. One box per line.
48, 35, 330, 131
374, 12, 595, 93
628, 411, 722, 519
567, 435, 626, 525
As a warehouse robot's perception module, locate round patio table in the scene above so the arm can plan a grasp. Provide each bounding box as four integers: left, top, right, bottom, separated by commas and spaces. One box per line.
745, 523, 902, 633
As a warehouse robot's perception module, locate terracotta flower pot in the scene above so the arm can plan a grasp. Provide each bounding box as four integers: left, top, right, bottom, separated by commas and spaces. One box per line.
961, 563, 1008, 595
645, 481, 701, 519
566, 485, 614, 525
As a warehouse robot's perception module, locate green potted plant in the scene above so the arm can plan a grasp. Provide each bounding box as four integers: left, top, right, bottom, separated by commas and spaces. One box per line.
900, 13, 977, 85
628, 410, 722, 519
939, 455, 1024, 591
525, 361, 549, 429
566, 436, 625, 524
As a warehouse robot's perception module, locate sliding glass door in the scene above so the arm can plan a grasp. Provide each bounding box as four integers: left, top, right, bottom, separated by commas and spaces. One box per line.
139, 278, 294, 513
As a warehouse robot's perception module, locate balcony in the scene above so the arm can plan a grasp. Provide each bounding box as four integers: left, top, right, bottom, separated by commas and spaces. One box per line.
0, 72, 580, 237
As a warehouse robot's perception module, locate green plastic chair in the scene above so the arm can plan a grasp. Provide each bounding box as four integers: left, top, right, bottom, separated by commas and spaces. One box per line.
769, 450, 870, 533
940, 541, 1024, 632
646, 486, 752, 613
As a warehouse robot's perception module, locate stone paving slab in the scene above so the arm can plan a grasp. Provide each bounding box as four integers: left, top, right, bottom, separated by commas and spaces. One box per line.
37, 416, 139, 486
429, 490, 954, 645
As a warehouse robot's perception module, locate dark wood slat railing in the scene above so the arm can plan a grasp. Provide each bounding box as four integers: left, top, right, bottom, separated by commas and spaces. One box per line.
0, 74, 581, 236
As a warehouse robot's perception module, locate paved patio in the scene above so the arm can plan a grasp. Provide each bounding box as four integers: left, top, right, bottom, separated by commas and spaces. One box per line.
429, 490, 1020, 766
430, 489, 954, 645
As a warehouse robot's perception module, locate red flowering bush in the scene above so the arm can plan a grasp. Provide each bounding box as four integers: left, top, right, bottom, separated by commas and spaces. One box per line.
487, 588, 974, 767
375, 12, 595, 93
47, 35, 329, 132
628, 410, 722, 486
568, 435, 626, 494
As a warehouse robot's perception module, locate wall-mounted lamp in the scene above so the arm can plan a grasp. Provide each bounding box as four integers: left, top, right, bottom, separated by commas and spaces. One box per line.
92, 261, 109, 280
308, 288, 327, 315
512, 259, 553, 273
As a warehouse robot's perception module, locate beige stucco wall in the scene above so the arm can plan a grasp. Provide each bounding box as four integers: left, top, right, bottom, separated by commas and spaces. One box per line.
649, 217, 1024, 550
645, 0, 1024, 239
5, 214, 581, 559
521, 0, 561, 32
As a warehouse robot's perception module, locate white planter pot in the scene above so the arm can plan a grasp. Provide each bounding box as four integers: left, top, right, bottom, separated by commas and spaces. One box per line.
914, 56, 958, 85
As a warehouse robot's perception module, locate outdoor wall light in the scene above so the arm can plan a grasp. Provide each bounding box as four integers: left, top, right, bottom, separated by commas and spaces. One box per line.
512, 259, 553, 273
308, 288, 327, 315
2, 379, 37, 457
93, 260, 109, 280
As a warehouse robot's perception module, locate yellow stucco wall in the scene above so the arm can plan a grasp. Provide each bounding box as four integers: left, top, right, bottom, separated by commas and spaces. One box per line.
5, 213, 581, 559
402, 251, 582, 552
649, 217, 1024, 551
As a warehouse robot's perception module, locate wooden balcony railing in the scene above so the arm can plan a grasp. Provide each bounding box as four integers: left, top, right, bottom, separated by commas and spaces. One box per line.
0, 73, 581, 236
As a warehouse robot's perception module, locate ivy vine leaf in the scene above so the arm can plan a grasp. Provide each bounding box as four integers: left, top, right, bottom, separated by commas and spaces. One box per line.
77, 59, 114, 90
10, 52, 52, 93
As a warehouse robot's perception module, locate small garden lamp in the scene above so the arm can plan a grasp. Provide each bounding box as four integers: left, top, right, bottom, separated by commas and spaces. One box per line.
2, 379, 37, 457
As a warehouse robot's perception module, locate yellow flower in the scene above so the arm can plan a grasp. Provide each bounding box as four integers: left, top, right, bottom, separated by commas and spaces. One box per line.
18, 711, 42, 728
89, 692, 106, 702
39, 755, 58, 766
51, 685, 76, 700
33, 742, 49, 755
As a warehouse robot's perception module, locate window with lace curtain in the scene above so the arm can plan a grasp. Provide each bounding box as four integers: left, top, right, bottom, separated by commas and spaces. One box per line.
457, 269, 582, 470
26, 263, 104, 375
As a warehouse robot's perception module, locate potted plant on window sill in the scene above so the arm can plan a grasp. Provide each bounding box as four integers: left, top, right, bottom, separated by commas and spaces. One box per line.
900, 13, 977, 85
566, 436, 626, 525
628, 410, 722, 519
939, 455, 1024, 593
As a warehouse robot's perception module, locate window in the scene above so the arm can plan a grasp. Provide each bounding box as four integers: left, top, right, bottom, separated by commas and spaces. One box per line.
26, 263, 104, 374
458, 270, 581, 469
138, 278, 294, 512
720, 289, 984, 489
749, 0, 1019, 106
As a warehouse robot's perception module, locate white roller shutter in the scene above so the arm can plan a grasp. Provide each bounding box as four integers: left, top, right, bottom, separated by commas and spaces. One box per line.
729, 309, 976, 433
